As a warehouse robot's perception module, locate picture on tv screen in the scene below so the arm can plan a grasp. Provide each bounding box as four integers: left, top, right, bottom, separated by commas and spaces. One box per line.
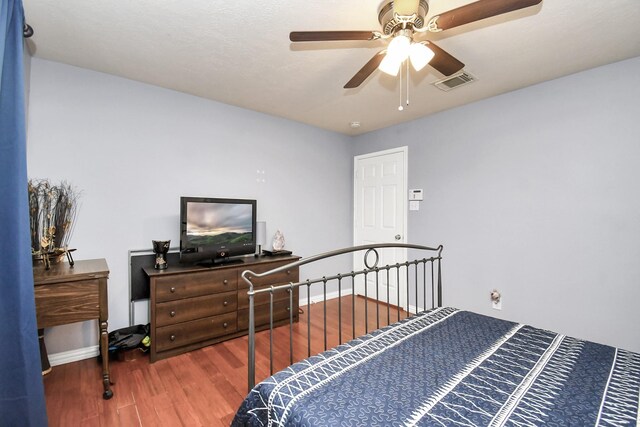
186, 202, 253, 246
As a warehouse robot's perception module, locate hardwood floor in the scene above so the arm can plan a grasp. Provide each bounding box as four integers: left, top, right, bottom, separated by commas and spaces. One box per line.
43, 296, 409, 426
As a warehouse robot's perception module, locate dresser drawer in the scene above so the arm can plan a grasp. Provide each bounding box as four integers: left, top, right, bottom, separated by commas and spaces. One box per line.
155, 312, 237, 352
155, 270, 237, 302
238, 299, 296, 330
237, 286, 292, 309
155, 291, 237, 327
240, 264, 298, 289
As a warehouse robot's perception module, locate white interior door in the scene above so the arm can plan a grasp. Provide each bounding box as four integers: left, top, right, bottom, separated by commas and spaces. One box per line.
353, 147, 407, 309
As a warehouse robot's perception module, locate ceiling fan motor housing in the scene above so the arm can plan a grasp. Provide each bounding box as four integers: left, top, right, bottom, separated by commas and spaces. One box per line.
378, 0, 429, 35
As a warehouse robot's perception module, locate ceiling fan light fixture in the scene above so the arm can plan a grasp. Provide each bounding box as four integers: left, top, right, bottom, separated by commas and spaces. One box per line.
378, 34, 411, 76
387, 34, 411, 61
409, 42, 434, 71
379, 54, 402, 76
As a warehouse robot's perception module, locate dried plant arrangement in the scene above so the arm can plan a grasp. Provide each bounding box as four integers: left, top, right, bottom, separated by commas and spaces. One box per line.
28, 179, 80, 269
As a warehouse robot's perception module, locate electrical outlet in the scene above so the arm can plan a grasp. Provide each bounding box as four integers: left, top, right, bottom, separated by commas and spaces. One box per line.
490, 290, 502, 310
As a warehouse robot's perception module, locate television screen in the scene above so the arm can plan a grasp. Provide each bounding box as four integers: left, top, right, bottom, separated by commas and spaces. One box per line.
180, 197, 257, 265
186, 202, 253, 246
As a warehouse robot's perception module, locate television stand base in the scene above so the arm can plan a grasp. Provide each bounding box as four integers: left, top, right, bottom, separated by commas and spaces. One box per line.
196, 258, 244, 268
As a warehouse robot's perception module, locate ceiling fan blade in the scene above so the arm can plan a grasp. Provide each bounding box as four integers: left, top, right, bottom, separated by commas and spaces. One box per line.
424, 41, 465, 76
393, 0, 420, 16
344, 50, 387, 89
290, 31, 376, 42
430, 0, 542, 32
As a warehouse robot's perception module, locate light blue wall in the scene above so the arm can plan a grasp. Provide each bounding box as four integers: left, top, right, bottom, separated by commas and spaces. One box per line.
26, 58, 353, 353
353, 56, 640, 352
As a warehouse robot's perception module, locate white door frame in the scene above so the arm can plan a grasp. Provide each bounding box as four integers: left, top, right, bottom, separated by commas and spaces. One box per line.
353, 146, 408, 309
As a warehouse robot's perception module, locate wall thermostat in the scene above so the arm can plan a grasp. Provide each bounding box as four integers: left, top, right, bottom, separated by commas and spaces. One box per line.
409, 189, 423, 201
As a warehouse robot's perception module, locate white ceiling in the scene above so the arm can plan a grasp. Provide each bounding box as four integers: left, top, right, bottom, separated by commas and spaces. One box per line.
23, 0, 640, 135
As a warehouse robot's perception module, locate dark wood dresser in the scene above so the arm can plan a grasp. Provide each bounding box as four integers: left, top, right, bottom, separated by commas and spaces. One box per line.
33, 258, 113, 399
144, 255, 299, 362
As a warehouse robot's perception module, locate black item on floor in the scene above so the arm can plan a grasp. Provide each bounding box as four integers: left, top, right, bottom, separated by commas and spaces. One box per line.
108, 324, 150, 355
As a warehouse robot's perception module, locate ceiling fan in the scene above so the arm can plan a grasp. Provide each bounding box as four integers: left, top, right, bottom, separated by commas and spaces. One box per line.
290, 0, 542, 89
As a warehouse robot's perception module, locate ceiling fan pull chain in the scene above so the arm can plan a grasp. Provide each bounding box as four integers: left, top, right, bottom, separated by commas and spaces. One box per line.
398, 61, 404, 111
406, 59, 410, 107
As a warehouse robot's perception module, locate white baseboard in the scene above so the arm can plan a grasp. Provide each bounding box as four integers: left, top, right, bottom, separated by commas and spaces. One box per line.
48, 345, 99, 367
299, 289, 352, 307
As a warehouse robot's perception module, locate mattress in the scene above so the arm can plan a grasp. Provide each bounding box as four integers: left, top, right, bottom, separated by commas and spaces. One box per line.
232, 307, 640, 426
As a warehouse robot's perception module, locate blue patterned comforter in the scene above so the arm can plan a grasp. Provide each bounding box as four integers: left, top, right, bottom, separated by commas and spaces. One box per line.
232, 307, 640, 426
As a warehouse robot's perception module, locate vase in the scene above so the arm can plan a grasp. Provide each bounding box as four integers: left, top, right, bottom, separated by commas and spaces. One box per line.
152, 240, 171, 270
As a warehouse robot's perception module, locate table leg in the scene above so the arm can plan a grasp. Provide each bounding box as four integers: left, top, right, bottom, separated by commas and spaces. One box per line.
99, 320, 113, 399
38, 329, 52, 375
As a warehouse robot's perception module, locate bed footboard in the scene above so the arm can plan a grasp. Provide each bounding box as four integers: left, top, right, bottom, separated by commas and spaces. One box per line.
241, 243, 443, 391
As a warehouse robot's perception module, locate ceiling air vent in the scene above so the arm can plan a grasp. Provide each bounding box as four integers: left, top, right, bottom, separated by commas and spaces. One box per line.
433, 71, 477, 92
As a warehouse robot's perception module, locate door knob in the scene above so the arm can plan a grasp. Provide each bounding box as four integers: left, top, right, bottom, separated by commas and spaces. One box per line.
395, 234, 402, 240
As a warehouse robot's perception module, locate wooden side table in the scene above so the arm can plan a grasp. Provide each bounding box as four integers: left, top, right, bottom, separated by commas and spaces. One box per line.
33, 258, 113, 399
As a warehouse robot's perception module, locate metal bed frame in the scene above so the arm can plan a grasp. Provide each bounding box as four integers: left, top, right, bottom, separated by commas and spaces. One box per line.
241, 243, 443, 390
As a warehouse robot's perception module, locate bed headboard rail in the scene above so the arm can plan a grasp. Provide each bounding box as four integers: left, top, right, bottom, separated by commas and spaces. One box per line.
241, 243, 443, 390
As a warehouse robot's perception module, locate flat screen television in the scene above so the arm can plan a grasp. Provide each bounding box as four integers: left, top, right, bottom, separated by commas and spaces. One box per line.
179, 197, 257, 266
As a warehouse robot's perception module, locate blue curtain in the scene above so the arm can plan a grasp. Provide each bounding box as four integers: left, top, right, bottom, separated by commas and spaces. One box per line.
0, 0, 48, 425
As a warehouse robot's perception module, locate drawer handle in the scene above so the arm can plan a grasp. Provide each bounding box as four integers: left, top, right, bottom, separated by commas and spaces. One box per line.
223, 301, 228, 306
223, 279, 228, 285
286, 270, 291, 275
170, 287, 176, 293
170, 335, 176, 341
223, 322, 228, 328
170, 311, 176, 317
286, 307, 290, 312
